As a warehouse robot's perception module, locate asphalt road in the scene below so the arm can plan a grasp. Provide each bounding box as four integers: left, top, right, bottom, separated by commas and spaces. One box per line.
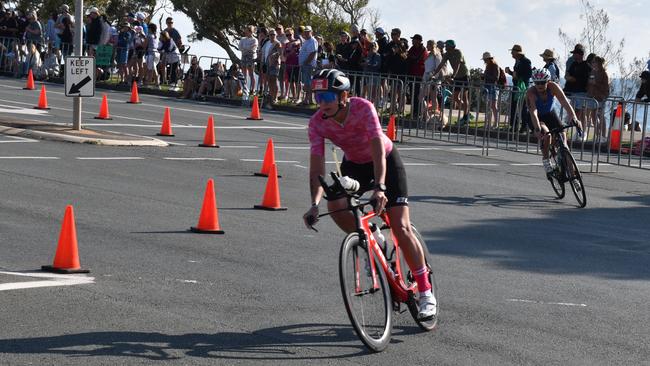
1, 77, 649, 365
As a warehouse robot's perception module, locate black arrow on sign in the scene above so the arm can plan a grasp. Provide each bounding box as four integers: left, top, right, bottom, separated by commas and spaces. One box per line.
68, 76, 92, 94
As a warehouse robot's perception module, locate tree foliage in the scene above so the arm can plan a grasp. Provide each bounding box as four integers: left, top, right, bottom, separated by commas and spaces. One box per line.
169, 0, 371, 63
14, 0, 155, 23
558, 0, 648, 100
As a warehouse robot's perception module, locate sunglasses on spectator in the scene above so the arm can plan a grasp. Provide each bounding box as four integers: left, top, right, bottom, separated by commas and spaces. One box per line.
534, 81, 548, 85
315, 91, 338, 104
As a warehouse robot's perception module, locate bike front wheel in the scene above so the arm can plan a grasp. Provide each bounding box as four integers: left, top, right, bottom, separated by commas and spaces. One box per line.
561, 148, 587, 208
548, 143, 565, 198
339, 233, 393, 352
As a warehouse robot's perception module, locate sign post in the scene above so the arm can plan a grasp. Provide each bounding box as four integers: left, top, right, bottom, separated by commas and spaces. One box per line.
72, 0, 84, 130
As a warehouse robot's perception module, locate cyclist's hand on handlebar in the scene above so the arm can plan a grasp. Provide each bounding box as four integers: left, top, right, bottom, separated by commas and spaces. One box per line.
303, 205, 319, 231
370, 190, 388, 214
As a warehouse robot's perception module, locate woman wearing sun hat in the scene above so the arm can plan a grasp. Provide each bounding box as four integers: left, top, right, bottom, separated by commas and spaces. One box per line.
539, 49, 560, 82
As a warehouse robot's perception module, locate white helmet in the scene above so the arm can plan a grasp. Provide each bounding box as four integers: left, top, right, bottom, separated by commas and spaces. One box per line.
531, 68, 551, 83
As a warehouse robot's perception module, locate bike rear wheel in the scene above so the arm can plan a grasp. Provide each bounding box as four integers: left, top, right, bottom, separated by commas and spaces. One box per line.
339, 233, 393, 352
561, 148, 587, 208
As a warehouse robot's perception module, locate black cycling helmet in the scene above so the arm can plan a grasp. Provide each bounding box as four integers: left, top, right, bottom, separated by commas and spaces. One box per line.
311, 69, 350, 93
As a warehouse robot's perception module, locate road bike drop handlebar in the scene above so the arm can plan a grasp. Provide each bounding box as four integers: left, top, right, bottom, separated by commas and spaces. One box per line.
542, 119, 583, 137
306, 172, 377, 231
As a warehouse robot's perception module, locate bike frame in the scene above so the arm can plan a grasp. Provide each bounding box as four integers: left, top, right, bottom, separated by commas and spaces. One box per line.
350, 204, 417, 304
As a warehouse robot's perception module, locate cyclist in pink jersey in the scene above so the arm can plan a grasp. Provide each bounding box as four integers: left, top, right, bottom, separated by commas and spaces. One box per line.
303, 69, 436, 320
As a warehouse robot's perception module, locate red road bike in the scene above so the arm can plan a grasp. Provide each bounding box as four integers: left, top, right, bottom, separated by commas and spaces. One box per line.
311, 172, 438, 352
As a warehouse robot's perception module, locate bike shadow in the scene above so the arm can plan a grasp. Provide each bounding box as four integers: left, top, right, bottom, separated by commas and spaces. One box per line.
0, 323, 422, 361
410, 194, 568, 209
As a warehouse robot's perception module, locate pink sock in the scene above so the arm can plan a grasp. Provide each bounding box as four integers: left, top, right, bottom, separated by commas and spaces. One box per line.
413, 266, 432, 294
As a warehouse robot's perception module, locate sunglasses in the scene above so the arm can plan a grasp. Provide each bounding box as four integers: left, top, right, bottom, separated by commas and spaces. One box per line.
314, 91, 337, 104
534, 81, 547, 85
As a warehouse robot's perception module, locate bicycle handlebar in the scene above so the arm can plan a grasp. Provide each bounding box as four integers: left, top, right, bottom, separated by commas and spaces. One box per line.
543, 120, 583, 137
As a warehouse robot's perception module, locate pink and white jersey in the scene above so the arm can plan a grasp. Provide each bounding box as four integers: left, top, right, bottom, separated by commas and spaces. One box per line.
308, 97, 393, 164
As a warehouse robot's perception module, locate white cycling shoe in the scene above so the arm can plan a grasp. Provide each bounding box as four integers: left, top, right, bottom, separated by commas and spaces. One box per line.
417, 294, 438, 320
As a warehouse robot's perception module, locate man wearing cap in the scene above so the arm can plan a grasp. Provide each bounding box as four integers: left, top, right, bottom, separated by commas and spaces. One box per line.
505, 44, 532, 132
434, 40, 471, 124
85, 7, 102, 56
298, 25, 318, 105
635, 71, 650, 103
407, 34, 428, 116
563, 44, 591, 124
540, 49, 560, 82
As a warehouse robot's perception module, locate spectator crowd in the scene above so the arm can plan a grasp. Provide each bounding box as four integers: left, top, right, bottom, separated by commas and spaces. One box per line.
1, 3, 649, 137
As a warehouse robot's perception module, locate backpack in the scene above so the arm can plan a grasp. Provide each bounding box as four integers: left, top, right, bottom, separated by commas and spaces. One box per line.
497, 66, 507, 86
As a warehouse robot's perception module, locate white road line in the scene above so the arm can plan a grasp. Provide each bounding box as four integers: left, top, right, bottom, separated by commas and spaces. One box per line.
0, 156, 59, 159
219, 145, 258, 148
0, 87, 306, 127
451, 163, 499, 166
510, 163, 542, 166
294, 164, 308, 169
0, 136, 38, 143
399, 147, 440, 151
82, 123, 305, 129
507, 298, 587, 307
176, 279, 198, 284
76, 157, 145, 160
163, 157, 226, 161
0, 271, 94, 291
166, 142, 187, 146
404, 163, 438, 166
451, 148, 484, 151
275, 146, 309, 149
240, 159, 300, 163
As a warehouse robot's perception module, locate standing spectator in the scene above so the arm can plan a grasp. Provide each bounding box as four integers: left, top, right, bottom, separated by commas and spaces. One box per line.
349, 24, 360, 42
164, 17, 185, 54
563, 44, 591, 131
434, 40, 470, 124
407, 34, 428, 116
54, 4, 73, 54
265, 28, 282, 105
256, 27, 270, 95
385, 28, 407, 77
420, 39, 444, 120
0, 9, 19, 40
58, 16, 73, 56
275, 24, 288, 100
540, 49, 560, 82
132, 25, 146, 84
24, 11, 43, 52
505, 44, 532, 132
318, 41, 336, 70
85, 7, 102, 56
179, 55, 202, 99
335, 31, 350, 70
44, 12, 58, 51
635, 71, 650, 102
239, 25, 258, 94
362, 41, 381, 100
481, 52, 501, 128
158, 30, 180, 90
116, 22, 131, 84
283, 27, 301, 102
375, 27, 390, 107
136, 12, 148, 35
586, 55, 609, 142
298, 25, 317, 105
359, 29, 371, 58
144, 23, 159, 88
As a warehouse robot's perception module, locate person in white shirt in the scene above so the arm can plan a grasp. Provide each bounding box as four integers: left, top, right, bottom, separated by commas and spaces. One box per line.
238, 25, 258, 94
298, 26, 318, 105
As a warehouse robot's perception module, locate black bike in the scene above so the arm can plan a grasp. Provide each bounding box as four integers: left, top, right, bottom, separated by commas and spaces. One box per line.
545, 123, 587, 208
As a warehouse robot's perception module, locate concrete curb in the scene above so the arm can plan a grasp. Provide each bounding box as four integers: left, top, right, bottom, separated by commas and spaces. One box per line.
0, 125, 169, 146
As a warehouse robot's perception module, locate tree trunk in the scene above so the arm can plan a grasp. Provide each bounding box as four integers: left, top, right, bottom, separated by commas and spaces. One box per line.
204, 30, 241, 65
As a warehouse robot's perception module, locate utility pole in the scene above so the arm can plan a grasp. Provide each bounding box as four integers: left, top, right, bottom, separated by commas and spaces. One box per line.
72, 0, 83, 130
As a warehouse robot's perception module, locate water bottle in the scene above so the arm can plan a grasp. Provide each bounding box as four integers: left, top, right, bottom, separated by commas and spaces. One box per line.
339, 176, 360, 194
370, 223, 386, 254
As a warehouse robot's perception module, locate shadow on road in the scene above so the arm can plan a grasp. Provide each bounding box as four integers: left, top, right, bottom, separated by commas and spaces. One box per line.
417, 194, 650, 280
0, 323, 423, 361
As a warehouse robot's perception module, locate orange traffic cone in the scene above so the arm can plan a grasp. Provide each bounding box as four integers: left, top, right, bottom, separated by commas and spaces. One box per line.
199, 115, 219, 147
190, 179, 225, 234
254, 138, 282, 178
94, 94, 112, 120
127, 81, 141, 104
386, 114, 397, 141
157, 107, 175, 136
247, 95, 263, 120
254, 164, 287, 211
610, 103, 623, 152
34, 85, 50, 110
42, 205, 89, 274
23, 69, 35, 90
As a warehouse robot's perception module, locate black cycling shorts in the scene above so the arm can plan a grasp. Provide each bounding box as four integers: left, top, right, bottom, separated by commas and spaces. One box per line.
340, 148, 409, 207
539, 111, 562, 131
